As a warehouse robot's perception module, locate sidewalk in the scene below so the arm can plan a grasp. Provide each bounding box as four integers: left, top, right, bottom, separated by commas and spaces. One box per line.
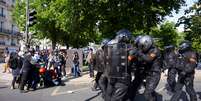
0, 63, 12, 81
1, 63, 201, 85
0, 63, 94, 85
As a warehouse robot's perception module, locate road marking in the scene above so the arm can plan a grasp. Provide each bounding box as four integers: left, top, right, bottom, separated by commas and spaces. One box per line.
51, 86, 90, 96
51, 86, 61, 96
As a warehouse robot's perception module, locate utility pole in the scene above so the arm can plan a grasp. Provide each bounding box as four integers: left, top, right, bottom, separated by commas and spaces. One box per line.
25, 0, 29, 50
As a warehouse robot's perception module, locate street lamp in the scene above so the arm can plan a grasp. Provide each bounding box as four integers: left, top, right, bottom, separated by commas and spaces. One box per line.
25, 0, 29, 49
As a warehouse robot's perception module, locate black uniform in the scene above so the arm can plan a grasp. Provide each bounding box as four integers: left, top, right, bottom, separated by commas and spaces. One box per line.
104, 42, 132, 101
19, 56, 33, 92
163, 45, 178, 92
129, 46, 162, 101
170, 49, 198, 101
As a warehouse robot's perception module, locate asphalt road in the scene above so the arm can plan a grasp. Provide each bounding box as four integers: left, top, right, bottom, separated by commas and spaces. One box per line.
1, 71, 201, 101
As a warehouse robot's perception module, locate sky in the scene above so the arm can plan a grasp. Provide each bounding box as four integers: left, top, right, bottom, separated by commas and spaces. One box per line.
165, 0, 198, 32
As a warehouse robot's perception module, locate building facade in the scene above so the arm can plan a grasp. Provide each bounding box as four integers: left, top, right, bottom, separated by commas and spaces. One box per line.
0, 0, 20, 62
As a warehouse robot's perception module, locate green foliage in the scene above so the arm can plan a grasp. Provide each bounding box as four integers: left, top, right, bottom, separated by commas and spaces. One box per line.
177, 1, 201, 52
150, 22, 181, 49
12, 0, 186, 48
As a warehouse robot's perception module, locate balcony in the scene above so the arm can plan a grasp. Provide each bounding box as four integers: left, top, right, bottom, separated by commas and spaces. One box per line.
0, 0, 6, 5
0, 41, 5, 45
0, 28, 21, 37
11, 42, 16, 46
0, 14, 6, 19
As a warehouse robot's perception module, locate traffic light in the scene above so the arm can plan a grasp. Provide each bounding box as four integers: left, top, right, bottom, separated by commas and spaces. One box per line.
28, 9, 37, 27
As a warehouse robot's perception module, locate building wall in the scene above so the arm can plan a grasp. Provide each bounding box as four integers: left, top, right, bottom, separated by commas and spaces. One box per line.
0, 0, 20, 62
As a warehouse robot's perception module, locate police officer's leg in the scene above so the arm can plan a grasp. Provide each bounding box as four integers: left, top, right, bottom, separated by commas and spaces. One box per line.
144, 72, 160, 101
11, 76, 17, 89
99, 75, 108, 99
32, 70, 40, 90
128, 71, 144, 100
27, 71, 34, 90
105, 79, 115, 101
185, 75, 197, 101
167, 68, 177, 92
111, 82, 128, 101
19, 71, 29, 91
95, 72, 103, 86
170, 76, 184, 101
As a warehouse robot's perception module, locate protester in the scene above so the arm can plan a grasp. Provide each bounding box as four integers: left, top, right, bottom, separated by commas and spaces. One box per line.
72, 51, 80, 77
86, 48, 94, 78
8, 52, 19, 89
3, 53, 11, 73
61, 51, 67, 79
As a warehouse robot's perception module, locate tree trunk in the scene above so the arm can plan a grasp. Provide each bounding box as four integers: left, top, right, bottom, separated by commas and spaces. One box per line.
52, 41, 56, 50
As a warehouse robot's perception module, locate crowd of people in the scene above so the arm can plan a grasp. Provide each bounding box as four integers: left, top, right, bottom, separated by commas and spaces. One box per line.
91, 29, 200, 101
2, 49, 82, 93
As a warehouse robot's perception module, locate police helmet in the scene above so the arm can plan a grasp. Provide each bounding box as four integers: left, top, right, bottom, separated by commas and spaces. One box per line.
164, 45, 175, 51
101, 38, 110, 47
115, 29, 132, 43
134, 35, 143, 47
138, 35, 153, 52
179, 40, 191, 51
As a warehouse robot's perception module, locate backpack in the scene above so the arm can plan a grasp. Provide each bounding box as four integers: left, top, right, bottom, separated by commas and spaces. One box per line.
9, 58, 18, 69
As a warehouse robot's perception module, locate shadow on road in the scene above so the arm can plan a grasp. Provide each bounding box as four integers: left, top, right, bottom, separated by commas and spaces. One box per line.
135, 92, 163, 101
84, 91, 102, 101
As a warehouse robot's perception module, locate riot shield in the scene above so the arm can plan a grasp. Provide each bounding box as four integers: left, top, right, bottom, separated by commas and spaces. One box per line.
104, 43, 128, 79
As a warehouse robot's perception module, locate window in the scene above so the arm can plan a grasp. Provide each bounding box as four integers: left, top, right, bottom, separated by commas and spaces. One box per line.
12, 0, 15, 5
0, 7, 4, 17
0, 21, 4, 32
11, 24, 14, 34
0, 0, 6, 4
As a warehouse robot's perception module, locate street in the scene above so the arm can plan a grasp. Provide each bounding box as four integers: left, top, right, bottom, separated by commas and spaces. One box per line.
1, 63, 201, 101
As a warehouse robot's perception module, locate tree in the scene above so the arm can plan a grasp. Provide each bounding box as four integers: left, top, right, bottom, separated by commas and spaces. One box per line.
13, 0, 186, 48
177, 0, 201, 51
76, 0, 186, 38
150, 22, 181, 49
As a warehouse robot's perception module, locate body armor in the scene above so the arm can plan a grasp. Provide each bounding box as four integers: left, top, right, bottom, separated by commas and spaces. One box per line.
104, 43, 129, 79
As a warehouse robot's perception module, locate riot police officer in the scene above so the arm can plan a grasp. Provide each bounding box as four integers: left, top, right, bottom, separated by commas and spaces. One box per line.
163, 45, 178, 93
129, 35, 162, 101
104, 29, 132, 101
92, 38, 110, 91
19, 52, 33, 93
170, 41, 198, 101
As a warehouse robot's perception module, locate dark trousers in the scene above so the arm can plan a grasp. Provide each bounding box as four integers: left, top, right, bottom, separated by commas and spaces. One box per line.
144, 72, 161, 101
170, 74, 197, 101
32, 70, 40, 90
95, 72, 103, 85
19, 71, 32, 90
99, 75, 108, 99
11, 77, 17, 88
105, 79, 129, 101
61, 64, 66, 76
54, 66, 62, 84
128, 69, 146, 100
167, 68, 177, 92
88, 63, 94, 77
